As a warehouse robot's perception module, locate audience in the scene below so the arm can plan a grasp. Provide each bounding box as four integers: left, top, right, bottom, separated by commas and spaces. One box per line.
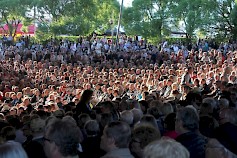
0, 37, 237, 158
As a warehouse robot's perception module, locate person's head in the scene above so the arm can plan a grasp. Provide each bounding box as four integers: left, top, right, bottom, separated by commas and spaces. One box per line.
80, 89, 93, 103
140, 115, 158, 129
205, 138, 234, 158
131, 108, 143, 125
100, 101, 115, 113
202, 97, 217, 111
100, 113, 113, 128
219, 108, 237, 125
100, 121, 131, 152
147, 106, 162, 119
218, 98, 229, 110
164, 112, 176, 131
84, 120, 100, 136
44, 119, 82, 158
199, 103, 214, 116
78, 113, 91, 128
160, 103, 174, 116
130, 124, 161, 158
30, 117, 45, 135
143, 138, 189, 158
0, 141, 28, 158
120, 110, 134, 126
188, 67, 193, 74
175, 107, 199, 134
1, 126, 16, 142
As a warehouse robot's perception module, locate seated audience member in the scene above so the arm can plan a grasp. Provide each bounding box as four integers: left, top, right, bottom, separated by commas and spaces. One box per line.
175, 107, 207, 158
130, 108, 143, 125
99, 113, 114, 134
139, 115, 158, 129
163, 112, 178, 139
199, 103, 218, 138
214, 108, 237, 155
206, 138, 237, 158
143, 138, 189, 158
0, 141, 28, 158
24, 117, 46, 158
147, 106, 164, 135
99, 101, 120, 121
100, 121, 134, 158
81, 120, 105, 158
120, 110, 134, 127
1, 126, 16, 143
218, 98, 229, 110
130, 124, 160, 158
43, 119, 82, 158
77, 113, 91, 136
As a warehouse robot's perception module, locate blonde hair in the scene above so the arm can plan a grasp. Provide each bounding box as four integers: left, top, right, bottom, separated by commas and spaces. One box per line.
144, 138, 189, 158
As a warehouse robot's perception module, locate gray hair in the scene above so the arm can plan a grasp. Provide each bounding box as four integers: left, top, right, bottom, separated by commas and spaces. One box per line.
131, 108, 143, 124
177, 107, 199, 131
84, 120, 100, 136
46, 119, 82, 157
120, 110, 134, 125
0, 141, 28, 158
105, 121, 131, 148
144, 138, 189, 158
219, 98, 229, 110
203, 97, 217, 109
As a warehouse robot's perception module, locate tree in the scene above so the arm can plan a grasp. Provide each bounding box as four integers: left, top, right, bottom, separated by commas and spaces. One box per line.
35, 0, 120, 36
122, 0, 171, 41
206, 0, 237, 39
169, 0, 214, 39
0, 0, 32, 38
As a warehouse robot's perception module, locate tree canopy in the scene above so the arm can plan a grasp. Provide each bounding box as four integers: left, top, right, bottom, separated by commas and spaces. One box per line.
0, 0, 236, 41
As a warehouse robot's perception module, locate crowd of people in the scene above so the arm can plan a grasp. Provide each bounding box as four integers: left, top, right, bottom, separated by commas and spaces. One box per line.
0, 34, 237, 158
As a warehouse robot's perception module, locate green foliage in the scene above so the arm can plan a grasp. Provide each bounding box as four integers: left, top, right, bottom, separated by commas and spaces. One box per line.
0, 0, 33, 37
34, 0, 120, 36
123, 0, 171, 40
1, 0, 237, 41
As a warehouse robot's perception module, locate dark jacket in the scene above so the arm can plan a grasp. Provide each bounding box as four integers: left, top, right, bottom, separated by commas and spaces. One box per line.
214, 122, 237, 155
24, 137, 47, 158
76, 101, 92, 116
176, 132, 207, 158
81, 135, 105, 158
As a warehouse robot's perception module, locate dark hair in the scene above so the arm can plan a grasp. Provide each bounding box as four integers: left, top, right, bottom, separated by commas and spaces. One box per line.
147, 106, 162, 119
164, 113, 176, 131
1, 126, 16, 141
100, 113, 113, 128
140, 115, 158, 129
139, 100, 149, 113
80, 89, 93, 103
78, 113, 91, 128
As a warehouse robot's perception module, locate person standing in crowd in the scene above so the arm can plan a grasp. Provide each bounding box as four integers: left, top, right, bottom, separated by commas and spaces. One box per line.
76, 89, 93, 116
182, 66, 194, 87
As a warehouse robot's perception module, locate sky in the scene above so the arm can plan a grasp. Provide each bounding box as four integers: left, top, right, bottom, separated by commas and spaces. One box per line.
117, 0, 133, 7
